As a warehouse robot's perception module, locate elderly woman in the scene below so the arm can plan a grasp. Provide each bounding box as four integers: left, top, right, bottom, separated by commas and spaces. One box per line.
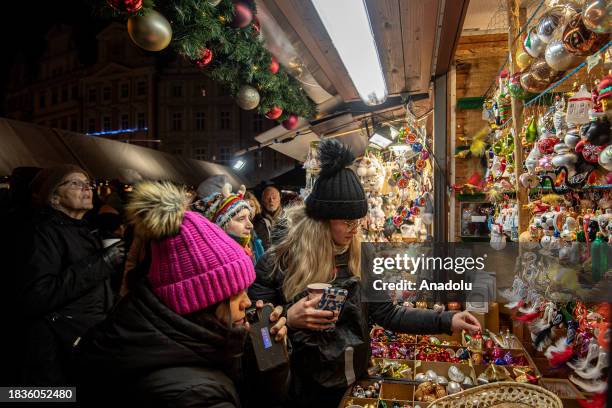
14, 165, 125, 385
194, 184, 265, 265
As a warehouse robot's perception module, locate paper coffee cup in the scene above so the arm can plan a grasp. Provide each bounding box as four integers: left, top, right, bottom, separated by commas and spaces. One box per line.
307, 283, 331, 300
102, 238, 121, 248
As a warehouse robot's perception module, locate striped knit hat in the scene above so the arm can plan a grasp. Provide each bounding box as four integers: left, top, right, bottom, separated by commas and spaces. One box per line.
194, 183, 251, 229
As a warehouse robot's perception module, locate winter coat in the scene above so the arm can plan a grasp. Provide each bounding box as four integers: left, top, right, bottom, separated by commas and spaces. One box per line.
252, 208, 283, 250
249, 250, 454, 408
13, 208, 115, 385
75, 277, 289, 408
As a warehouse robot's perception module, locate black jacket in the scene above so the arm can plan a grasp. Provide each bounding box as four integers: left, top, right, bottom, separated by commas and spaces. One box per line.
76, 279, 289, 408
249, 251, 454, 408
13, 208, 114, 385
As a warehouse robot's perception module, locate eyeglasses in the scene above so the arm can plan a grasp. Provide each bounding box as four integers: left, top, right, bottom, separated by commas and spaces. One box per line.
59, 179, 96, 191
343, 219, 363, 231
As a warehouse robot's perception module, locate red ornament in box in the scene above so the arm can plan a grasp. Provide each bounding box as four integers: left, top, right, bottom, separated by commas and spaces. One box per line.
282, 114, 299, 130
265, 106, 283, 120
269, 56, 280, 74
195, 48, 213, 68
232, 2, 253, 28
107, 0, 142, 13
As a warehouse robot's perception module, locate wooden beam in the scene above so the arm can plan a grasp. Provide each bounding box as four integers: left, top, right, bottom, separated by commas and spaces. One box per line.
365, 0, 405, 95
435, 0, 471, 77
270, 0, 359, 101
400, 0, 438, 93
507, 0, 529, 234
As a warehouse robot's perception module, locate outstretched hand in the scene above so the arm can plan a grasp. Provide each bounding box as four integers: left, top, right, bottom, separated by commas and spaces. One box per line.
451, 311, 481, 334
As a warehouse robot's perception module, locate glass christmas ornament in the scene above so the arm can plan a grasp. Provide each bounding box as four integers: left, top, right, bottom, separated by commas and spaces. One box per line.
582, 0, 612, 34
524, 27, 546, 58
545, 39, 582, 71
566, 85, 593, 125
562, 13, 610, 56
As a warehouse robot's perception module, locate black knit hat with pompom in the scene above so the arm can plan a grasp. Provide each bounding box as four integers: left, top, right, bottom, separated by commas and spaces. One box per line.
305, 139, 367, 220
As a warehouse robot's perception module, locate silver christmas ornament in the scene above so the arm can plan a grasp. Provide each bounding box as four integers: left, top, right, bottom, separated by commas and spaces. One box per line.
436, 376, 449, 385
236, 85, 260, 110
448, 366, 466, 383
446, 381, 462, 395
537, 11, 563, 43
426, 370, 438, 382
545, 39, 582, 71
415, 373, 427, 382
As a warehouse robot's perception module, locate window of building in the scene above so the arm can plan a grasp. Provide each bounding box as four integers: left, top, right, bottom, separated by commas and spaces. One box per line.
171, 112, 183, 131
219, 111, 230, 130
172, 147, 183, 156
103, 86, 111, 101
61, 86, 68, 103
195, 111, 206, 131
71, 85, 78, 100
88, 88, 97, 103
171, 83, 183, 98
51, 88, 58, 105
120, 83, 129, 98
219, 147, 231, 163
103, 116, 111, 131
39, 93, 46, 108
88, 118, 96, 132
194, 147, 207, 161
137, 112, 146, 129
136, 81, 146, 96
253, 114, 264, 133
70, 116, 78, 131
121, 114, 129, 129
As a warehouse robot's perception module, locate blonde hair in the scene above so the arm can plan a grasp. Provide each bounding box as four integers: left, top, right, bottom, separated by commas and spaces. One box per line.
244, 191, 262, 218
269, 203, 361, 301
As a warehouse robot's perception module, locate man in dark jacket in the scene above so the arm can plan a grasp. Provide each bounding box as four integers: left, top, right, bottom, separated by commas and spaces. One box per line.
12, 165, 124, 385
252, 183, 283, 249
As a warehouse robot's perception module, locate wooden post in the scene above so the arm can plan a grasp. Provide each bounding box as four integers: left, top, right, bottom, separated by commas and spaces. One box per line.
507, 0, 529, 234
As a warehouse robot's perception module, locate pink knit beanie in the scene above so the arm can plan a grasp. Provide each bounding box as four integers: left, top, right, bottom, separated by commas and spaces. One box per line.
126, 181, 255, 315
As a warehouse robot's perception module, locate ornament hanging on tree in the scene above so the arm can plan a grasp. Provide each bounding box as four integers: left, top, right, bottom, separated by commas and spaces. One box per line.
127, 10, 172, 52
269, 56, 279, 74
582, 0, 612, 34
282, 114, 299, 130
236, 85, 260, 110
232, 2, 253, 28
562, 13, 610, 56
265, 106, 283, 120
107, 0, 143, 13
194, 48, 213, 68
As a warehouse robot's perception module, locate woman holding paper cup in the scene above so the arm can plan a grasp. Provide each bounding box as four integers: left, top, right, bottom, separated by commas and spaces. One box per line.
249, 140, 481, 408
13, 165, 125, 385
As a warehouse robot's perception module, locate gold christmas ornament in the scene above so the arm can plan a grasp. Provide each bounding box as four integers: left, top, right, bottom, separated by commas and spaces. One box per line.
520, 71, 549, 93
582, 0, 612, 34
530, 58, 560, 82
236, 85, 260, 110
127, 10, 172, 52
516, 47, 533, 70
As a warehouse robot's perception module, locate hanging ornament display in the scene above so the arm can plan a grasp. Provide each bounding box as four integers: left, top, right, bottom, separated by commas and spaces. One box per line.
264, 106, 283, 120
194, 48, 213, 68
582, 0, 612, 34
508, 73, 527, 99
107, 0, 143, 13
232, 2, 253, 28
269, 56, 279, 74
526, 116, 539, 143
127, 10, 173, 52
520, 71, 549, 93
282, 114, 299, 130
516, 46, 534, 70
523, 27, 547, 58
566, 84, 593, 125
530, 58, 560, 83
236, 85, 260, 110
562, 13, 610, 56
545, 39, 582, 71
536, 10, 563, 43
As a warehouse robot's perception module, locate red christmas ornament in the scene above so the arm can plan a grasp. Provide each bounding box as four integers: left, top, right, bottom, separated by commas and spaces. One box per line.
281, 114, 299, 130
195, 48, 213, 68
265, 106, 283, 120
107, 0, 143, 13
232, 2, 253, 28
537, 136, 559, 155
269, 56, 279, 74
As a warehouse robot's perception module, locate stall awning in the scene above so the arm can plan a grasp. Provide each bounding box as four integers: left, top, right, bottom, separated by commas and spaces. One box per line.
0, 118, 248, 188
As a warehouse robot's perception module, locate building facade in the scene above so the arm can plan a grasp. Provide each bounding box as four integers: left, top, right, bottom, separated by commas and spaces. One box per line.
5, 23, 296, 180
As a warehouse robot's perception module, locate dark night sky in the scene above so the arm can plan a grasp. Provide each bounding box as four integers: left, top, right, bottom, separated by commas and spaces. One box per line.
0, 0, 108, 113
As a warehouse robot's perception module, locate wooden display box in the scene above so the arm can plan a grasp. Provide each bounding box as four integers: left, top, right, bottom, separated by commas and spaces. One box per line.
379, 382, 414, 401
338, 396, 377, 408
370, 358, 415, 381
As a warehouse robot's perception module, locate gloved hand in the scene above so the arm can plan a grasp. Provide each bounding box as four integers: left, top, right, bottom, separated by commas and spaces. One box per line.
102, 241, 126, 270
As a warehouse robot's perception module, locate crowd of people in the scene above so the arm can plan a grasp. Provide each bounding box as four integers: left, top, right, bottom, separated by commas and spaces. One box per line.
1, 139, 481, 408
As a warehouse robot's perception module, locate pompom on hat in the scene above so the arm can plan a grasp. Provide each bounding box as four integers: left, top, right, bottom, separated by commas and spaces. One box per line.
126, 181, 255, 315
305, 139, 367, 220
